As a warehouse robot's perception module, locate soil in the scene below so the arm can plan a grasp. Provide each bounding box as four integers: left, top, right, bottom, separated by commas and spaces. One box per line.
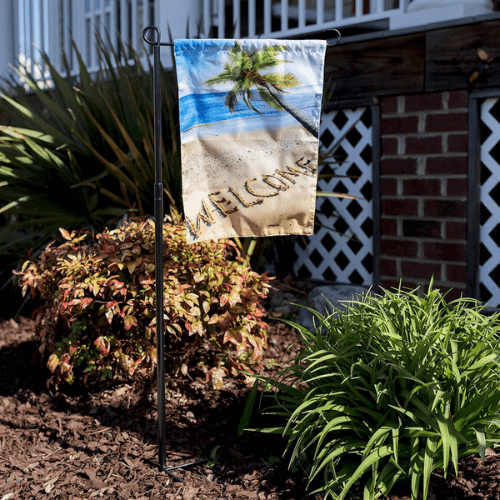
1, 279, 500, 500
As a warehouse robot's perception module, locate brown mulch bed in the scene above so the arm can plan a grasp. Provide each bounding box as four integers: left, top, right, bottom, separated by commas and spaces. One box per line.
1, 279, 500, 499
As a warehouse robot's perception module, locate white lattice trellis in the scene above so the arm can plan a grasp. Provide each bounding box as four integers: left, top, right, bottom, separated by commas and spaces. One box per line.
479, 97, 500, 307
293, 107, 374, 285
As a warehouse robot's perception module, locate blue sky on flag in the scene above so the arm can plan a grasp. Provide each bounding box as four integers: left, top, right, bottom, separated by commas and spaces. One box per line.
175, 39, 326, 98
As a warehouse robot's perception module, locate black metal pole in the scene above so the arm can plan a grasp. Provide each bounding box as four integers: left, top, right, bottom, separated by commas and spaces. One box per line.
144, 26, 210, 482
152, 38, 167, 473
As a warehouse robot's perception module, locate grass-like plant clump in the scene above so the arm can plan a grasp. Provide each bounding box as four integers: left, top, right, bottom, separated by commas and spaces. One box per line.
18, 218, 272, 389
251, 282, 500, 500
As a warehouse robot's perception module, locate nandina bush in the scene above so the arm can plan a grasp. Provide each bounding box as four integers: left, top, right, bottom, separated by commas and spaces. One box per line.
18, 218, 272, 388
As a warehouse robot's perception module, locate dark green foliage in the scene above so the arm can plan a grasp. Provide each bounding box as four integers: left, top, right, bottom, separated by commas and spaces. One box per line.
0, 37, 182, 284
251, 282, 500, 499
18, 218, 272, 388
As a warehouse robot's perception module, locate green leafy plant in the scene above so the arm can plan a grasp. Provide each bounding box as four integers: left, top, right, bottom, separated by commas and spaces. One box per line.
17, 218, 272, 388
249, 281, 500, 499
0, 36, 182, 284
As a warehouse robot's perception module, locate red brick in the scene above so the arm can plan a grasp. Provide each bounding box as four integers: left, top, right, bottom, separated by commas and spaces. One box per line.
443, 286, 466, 301
426, 156, 467, 175
448, 133, 468, 153
381, 218, 398, 236
446, 178, 467, 197
448, 90, 468, 109
380, 257, 397, 276
381, 178, 398, 196
382, 137, 398, 155
381, 96, 398, 115
405, 93, 443, 112
382, 116, 419, 134
402, 261, 442, 280
446, 264, 467, 282
400, 281, 422, 291
382, 199, 419, 216
406, 136, 443, 155
424, 200, 466, 218
381, 158, 417, 175
403, 219, 441, 238
423, 242, 466, 261
446, 221, 466, 240
425, 112, 467, 133
404, 179, 441, 196
379, 278, 404, 290
380, 238, 418, 258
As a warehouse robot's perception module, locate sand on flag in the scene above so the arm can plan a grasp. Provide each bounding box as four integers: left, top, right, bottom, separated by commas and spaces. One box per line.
174, 39, 327, 243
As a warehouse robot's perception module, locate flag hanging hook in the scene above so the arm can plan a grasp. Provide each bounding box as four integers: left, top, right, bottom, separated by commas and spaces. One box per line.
143, 26, 342, 47
327, 29, 342, 46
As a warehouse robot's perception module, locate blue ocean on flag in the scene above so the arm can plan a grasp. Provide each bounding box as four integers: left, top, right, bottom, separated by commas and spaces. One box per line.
179, 87, 322, 141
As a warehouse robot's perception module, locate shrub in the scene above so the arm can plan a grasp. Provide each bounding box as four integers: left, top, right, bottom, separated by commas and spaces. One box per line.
18, 218, 272, 389
251, 282, 500, 500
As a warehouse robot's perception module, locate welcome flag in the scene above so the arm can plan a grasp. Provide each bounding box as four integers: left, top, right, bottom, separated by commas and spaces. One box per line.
174, 39, 327, 243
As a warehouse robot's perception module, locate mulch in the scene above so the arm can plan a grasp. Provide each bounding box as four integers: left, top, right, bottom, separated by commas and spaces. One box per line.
1, 279, 500, 499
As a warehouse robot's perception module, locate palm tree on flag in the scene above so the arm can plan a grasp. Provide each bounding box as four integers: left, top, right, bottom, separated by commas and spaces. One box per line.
204, 42, 319, 137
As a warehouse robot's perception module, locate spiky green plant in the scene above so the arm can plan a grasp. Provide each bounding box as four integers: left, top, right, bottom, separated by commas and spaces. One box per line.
248, 282, 500, 499
0, 36, 182, 284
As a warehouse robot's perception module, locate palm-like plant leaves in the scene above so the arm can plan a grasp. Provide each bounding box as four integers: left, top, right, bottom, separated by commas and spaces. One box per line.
0, 34, 182, 284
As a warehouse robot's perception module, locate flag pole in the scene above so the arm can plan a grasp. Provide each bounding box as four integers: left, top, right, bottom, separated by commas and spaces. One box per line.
143, 26, 205, 482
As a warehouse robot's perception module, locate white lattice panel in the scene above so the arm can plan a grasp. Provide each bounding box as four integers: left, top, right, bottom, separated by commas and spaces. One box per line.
293, 107, 374, 285
479, 97, 500, 307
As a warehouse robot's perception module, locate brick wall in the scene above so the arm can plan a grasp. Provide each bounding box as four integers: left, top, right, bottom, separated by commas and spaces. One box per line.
379, 90, 468, 299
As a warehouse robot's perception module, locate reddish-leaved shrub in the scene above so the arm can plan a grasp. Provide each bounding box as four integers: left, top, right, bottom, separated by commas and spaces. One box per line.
18, 218, 272, 388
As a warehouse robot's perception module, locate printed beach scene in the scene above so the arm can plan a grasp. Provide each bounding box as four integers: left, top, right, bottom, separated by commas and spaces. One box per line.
174, 39, 327, 242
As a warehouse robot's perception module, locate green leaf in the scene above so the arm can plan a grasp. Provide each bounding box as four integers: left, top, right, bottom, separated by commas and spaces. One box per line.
475, 428, 486, 463
238, 378, 259, 437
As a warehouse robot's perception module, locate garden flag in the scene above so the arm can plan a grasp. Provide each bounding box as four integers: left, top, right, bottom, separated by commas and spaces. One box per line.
174, 39, 327, 243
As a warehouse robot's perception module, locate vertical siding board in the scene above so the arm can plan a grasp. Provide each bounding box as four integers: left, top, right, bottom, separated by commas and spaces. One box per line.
233, 0, 241, 38
316, 0, 324, 25
248, 0, 256, 37
298, 0, 306, 28
131, 0, 138, 59
203, 0, 211, 37
335, 0, 342, 21
281, 0, 289, 32
264, 0, 271, 35
39, 0, 46, 77
218, 0, 225, 38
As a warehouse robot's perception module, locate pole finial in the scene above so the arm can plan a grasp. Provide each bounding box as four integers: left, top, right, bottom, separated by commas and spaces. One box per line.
143, 26, 161, 46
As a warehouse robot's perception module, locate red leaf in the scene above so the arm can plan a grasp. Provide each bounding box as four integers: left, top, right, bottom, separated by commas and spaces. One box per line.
228, 291, 240, 306
59, 227, 72, 240
47, 354, 59, 373
220, 294, 229, 307
94, 336, 109, 355
124, 315, 138, 331
81, 297, 93, 309
208, 314, 219, 325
